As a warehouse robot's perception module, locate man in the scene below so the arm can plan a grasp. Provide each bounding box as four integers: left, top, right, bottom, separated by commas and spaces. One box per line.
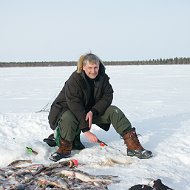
48, 53, 152, 162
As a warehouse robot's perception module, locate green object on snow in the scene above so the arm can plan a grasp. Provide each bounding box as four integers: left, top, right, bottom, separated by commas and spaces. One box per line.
26, 147, 38, 155
26, 147, 33, 154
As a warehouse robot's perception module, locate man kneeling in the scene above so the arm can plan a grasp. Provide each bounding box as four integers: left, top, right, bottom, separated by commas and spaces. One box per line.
48, 53, 152, 162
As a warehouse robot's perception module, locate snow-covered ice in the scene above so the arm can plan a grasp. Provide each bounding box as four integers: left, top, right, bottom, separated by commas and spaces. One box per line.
0, 65, 190, 189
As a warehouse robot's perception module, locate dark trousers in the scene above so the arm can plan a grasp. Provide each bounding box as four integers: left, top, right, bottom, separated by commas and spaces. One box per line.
58, 105, 132, 142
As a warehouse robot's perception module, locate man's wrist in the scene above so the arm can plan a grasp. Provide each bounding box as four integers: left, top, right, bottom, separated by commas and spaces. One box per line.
91, 108, 98, 116
82, 127, 90, 133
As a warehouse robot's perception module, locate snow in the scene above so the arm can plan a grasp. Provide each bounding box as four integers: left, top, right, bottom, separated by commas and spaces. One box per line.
0, 65, 190, 189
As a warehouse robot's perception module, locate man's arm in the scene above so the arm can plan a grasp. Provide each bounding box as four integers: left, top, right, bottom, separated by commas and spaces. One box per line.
65, 77, 90, 132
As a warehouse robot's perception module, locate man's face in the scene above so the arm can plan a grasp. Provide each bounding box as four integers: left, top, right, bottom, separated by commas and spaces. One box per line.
83, 61, 99, 79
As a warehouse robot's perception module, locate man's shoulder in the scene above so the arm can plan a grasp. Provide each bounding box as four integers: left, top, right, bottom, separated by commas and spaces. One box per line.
67, 71, 83, 84
69, 71, 80, 78
102, 73, 110, 80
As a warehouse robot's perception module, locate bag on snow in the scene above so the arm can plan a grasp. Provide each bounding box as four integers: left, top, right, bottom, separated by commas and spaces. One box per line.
129, 179, 174, 190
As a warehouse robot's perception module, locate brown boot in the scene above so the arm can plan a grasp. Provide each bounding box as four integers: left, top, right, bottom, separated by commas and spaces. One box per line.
123, 128, 152, 159
50, 138, 72, 162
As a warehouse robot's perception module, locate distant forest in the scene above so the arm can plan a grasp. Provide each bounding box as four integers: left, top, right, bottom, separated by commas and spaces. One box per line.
0, 57, 190, 67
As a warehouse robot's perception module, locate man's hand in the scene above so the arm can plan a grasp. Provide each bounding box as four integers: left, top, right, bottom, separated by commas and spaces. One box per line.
84, 131, 98, 143
85, 111, 93, 129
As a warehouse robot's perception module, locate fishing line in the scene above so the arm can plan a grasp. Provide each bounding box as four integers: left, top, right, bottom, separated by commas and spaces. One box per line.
35, 87, 61, 113
97, 139, 126, 156
35, 102, 51, 113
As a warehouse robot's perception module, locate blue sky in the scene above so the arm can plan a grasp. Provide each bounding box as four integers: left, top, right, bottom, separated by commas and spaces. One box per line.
0, 0, 189, 61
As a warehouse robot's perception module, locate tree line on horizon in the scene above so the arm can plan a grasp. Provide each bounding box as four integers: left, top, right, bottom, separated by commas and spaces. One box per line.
0, 57, 190, 67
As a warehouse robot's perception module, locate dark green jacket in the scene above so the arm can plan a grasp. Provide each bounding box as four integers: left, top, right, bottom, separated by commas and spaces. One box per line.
48, 63, 113, 131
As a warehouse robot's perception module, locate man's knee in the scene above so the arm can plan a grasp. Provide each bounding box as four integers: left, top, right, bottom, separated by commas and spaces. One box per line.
106, 105, 122, 115
58, 110, 79, 137
59, 110, 77, 126
58, 110, 79, 142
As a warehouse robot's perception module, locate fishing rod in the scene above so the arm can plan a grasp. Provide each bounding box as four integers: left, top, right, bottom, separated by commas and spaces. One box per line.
35, 102, 50, 113
35, 87, 61, 113
97, 139, 126, 155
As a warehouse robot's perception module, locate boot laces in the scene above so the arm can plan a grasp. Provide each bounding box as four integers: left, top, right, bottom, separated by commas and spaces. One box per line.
130, 131, 142, 147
